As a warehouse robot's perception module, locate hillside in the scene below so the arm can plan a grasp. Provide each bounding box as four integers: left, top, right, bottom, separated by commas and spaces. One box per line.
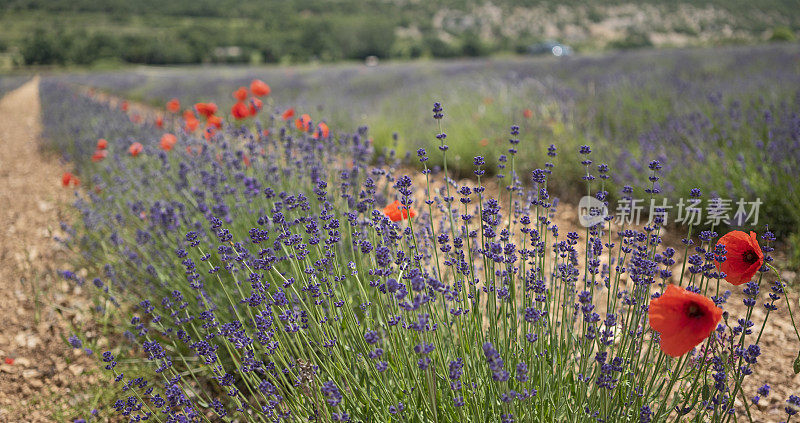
0, 0, 797, 67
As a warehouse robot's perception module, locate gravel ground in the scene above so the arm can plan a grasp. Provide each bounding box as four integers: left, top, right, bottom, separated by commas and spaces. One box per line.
0, 77, 102, 422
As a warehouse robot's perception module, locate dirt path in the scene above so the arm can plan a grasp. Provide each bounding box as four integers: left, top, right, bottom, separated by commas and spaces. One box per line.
0, 77, 97, 421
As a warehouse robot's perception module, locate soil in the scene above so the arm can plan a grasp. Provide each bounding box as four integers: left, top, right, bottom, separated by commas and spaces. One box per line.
0, 77, 101, 422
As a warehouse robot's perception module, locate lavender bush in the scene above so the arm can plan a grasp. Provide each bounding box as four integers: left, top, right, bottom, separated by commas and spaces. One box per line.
41, 79, 800, 422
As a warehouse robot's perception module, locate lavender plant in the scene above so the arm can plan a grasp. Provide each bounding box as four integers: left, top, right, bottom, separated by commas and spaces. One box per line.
42, 80, 800, 422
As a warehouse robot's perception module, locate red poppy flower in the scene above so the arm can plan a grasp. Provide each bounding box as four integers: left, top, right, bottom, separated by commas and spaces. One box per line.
480, 138, 489, 147
249, 98, 263, 115
382, 200, 416, 222
195, 102, 218, 119
242, 154, 251, 167
203, 126, 217, 140
523, 108, 533, 119
4, 357, 13, 365
295, 114, 311, 131
233, 87, 248, 101
182, 110, 196, 121
121, 101, 129, 112
313, 122, 329, 139
250, 79, 271, 97
167, 98, 180, 113
206, 115, 223, 129
715, 231, 764, 285
160, 133, 177, 151
129, 142, 143, 157
281, 108, 295, 121
184, 115, 199, 133
96, 138, 108, 150
91, 149, 107, 162
155, 116, 164, 128
61, 172, 79, 187
183, 118, 200, 132
649, 284, 722, 357
232, 102, 250, 120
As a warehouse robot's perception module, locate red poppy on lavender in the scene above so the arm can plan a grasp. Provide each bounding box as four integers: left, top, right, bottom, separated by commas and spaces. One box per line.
195, 102, 218, 119
313, 122, 329, 139
232, 102, 250, 120
160, 133, 177, 151
184, 117, 199, 132
61, 172, 80, 187
206, 115, 223, 129
183, 110, 199, 132
715, 231, 764, 285
129, 142, 143, 157
96, 138, 108, 150
648, 284, 722, 357
295, 114, 311, 131
282, 108, 295, 121
166, 98, 180, 113
250, 79, 271, 97
233, 87, 248, 101
383, 200, 416, 222
248, 98, 263, 115
91, 149, 107, 162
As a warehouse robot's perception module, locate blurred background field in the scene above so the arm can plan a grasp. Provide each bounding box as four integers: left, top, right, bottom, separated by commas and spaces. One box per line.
0, 0, 798, 68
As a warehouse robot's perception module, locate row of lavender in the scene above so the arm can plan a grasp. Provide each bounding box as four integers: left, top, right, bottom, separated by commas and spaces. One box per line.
40, 77, 799, 422
0, 74, 31, 98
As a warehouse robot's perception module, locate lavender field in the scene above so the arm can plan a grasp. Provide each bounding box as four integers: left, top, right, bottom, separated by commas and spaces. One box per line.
0, 74, 31, 98
54, 43, 800, 245
11, 42, 800, 421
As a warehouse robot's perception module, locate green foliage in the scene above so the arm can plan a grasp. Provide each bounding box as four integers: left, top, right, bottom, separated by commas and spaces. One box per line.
20, 29, 65, 65
3, 0, 800, 66
770, 26, 797, 42
609, 30, 654, 50
459, 32, 489, 57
